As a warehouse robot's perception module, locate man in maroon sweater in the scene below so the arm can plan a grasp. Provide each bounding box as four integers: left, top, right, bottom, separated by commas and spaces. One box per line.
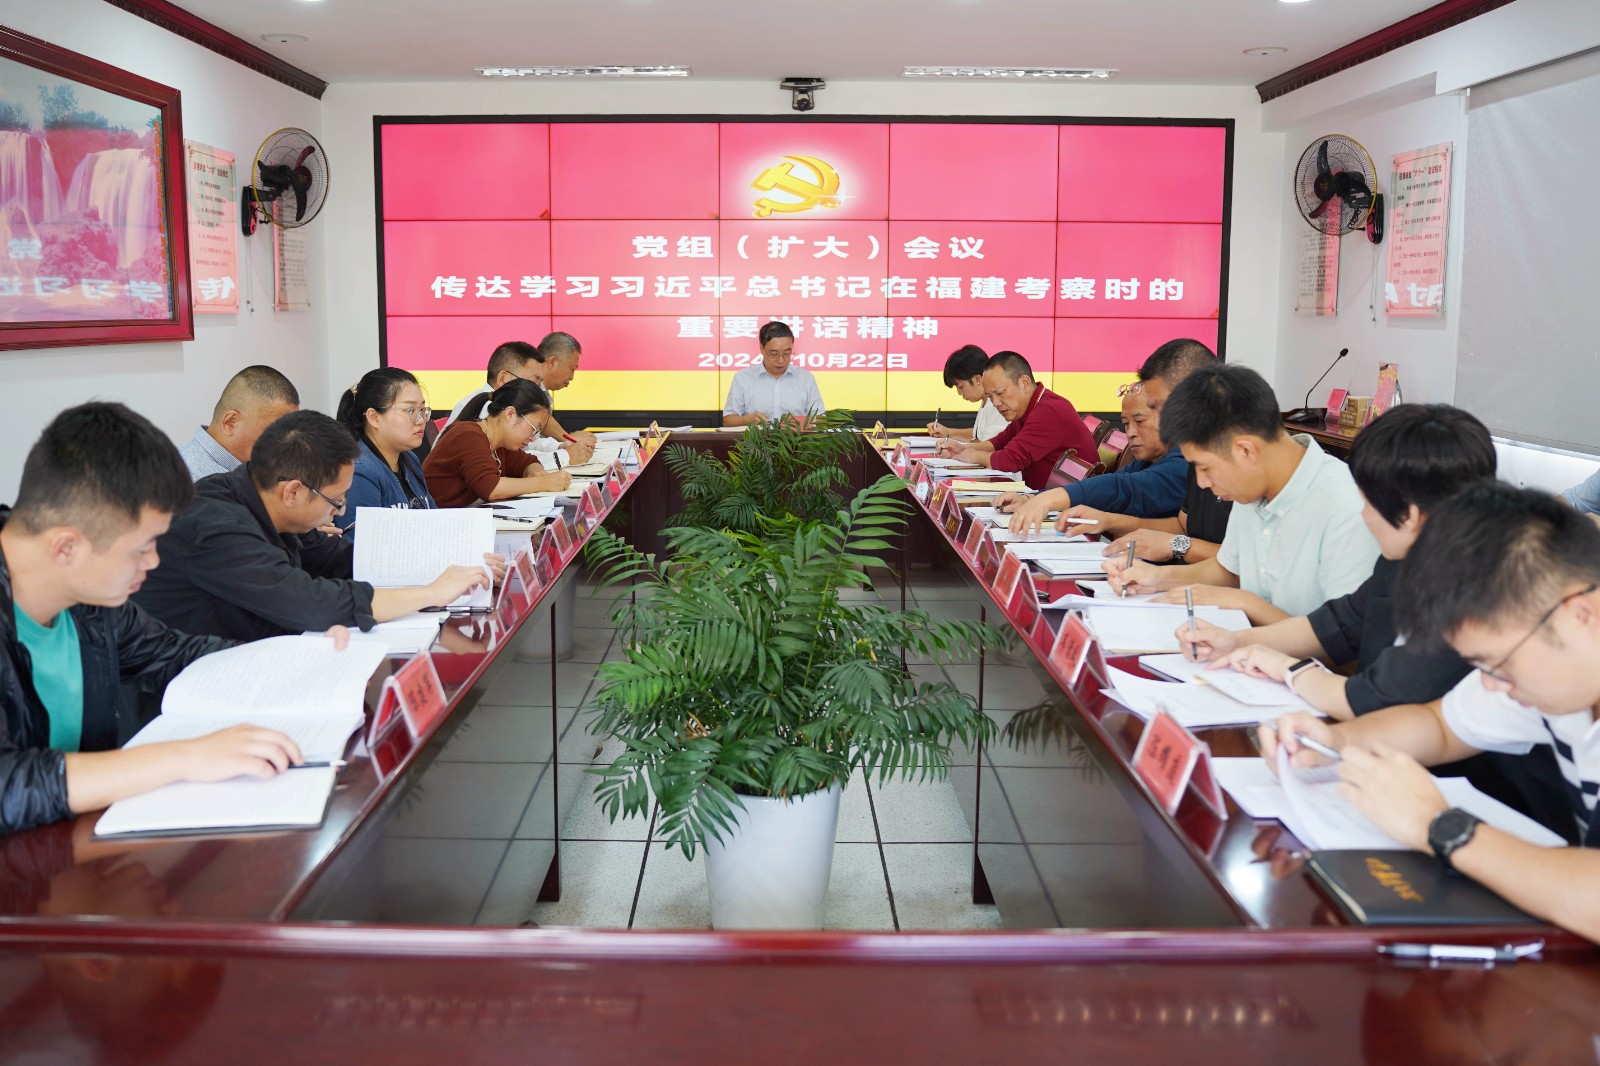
937, 351, 1097, 490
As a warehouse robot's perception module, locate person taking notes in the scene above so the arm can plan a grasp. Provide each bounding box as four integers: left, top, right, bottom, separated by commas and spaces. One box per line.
927, 345, 1006, 443
334, 368, 437, 540
723, 320, 826, 427
135, 412, 494, 642
0, 403, 315, 836
1261, 483, 1600, 940
1104, 364, 1378, 624
935, 352, 1097, 491
424, 380, 572, 507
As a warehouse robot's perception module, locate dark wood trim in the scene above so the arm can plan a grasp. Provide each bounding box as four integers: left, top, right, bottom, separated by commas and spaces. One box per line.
101, 0, 328, 99
1256, 0, 1517, 103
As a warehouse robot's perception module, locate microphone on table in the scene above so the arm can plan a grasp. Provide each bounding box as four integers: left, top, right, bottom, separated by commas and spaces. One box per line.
1284, 347, 1349, 425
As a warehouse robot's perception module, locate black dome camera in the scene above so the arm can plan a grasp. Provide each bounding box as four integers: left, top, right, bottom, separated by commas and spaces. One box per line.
781, 77, 825, 113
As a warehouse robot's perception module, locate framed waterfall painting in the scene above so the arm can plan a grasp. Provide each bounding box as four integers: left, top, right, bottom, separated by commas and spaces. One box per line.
0, 26, 192, 349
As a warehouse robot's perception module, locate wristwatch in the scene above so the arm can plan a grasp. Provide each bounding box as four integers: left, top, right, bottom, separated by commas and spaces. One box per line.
1284, 657, 1327, 695
1169, 534, 1191, 563
1428, 808, 1483, 871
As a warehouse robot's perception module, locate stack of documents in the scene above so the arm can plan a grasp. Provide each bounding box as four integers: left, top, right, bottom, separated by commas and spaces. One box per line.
1212, 754, 1567, 851
1004, 541, 1114, 577
896, 435, 940, 450
593, 430, 641, 442
95, 636, 389, 836
346, 610, 444, 654
353, 507, 495, 609
1102, 664, 1305, 729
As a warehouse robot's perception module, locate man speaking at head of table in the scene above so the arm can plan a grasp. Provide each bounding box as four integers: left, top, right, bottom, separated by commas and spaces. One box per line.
722, 321, 826, 428
935, 352, 1098, 491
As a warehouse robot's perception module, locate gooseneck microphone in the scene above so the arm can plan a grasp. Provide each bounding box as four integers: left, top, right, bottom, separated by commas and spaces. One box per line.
1285, 347, 1349, 425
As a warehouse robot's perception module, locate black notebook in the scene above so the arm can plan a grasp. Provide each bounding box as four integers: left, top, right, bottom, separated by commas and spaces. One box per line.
1306, 850, 1535, 926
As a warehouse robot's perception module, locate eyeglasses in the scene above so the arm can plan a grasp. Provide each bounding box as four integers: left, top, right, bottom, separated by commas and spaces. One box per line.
523, 415, 544, 439
390, 405, 433, 425
1471, 583, 1598, 684
305, 484, 347, 516
1117, 381, 1144, 397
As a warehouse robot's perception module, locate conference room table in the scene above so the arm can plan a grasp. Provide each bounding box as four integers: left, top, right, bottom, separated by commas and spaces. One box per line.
0, 429, 1594, 1062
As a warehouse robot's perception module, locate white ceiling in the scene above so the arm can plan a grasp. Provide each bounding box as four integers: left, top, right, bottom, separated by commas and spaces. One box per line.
174, 0, 1444, 86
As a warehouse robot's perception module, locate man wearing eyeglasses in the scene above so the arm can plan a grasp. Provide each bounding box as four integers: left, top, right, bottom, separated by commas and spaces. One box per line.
135, 412, 494, 643
1262, 482, 1600, 940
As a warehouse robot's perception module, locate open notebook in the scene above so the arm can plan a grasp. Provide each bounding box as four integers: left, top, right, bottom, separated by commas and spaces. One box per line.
94, 636, 387, 837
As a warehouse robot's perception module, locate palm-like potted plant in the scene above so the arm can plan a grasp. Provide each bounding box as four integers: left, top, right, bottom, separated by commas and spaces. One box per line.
584, 474, 1002, 929
664, 408, 863, 534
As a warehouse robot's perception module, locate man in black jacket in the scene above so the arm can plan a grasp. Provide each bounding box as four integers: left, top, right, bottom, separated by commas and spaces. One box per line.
0, 404, 306, 836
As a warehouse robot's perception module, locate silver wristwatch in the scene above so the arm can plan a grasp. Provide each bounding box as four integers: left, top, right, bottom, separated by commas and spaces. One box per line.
1170, 534, 1191, 563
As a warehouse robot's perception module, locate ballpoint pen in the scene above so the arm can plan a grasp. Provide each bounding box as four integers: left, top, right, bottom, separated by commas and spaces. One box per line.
292, 759, 348, 770
1121, 540, 1135, 598
1184, 586, 1196, 659
1378, 941, 1543, 963
1292, 733, 1342, 761
1062, 517, 1101, 526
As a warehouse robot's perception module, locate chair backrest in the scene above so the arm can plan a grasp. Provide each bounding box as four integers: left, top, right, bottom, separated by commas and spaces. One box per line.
1045, 448, 1106, 490
1098, 429, 1131, 472
1088, 416, 1115, 447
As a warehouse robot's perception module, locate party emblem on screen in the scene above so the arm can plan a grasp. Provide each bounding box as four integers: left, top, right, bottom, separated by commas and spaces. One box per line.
751, 155, 841, 218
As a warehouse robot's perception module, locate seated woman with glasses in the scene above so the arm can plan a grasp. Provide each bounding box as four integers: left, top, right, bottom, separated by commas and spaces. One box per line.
423, 379, 572, 508
335, 368, 437, 540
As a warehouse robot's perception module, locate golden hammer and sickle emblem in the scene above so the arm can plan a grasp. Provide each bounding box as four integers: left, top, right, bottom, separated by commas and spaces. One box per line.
751, 154, 842, 218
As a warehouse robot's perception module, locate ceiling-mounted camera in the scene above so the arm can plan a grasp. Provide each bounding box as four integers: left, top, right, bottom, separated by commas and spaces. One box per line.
781, 77, 825, 112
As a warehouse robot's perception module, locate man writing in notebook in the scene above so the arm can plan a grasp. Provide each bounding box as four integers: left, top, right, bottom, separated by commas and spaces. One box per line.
1104, 364, 1379, 624
934, 352, 1098, 491
0, 404, 314, 836
135, 412, 496, 643
1263, 483, 1600, 941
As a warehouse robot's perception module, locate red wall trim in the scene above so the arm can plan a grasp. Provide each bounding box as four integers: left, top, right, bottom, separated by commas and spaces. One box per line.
101, 0, 328, 99
1256, 0, 1517, 103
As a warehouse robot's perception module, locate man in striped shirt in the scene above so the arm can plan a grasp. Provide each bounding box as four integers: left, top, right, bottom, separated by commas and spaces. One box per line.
1261, 482, 1600, 941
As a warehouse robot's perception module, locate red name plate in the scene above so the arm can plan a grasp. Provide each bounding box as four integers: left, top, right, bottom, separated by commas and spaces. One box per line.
551, 514, 575, 555
514, 546, 539, 604
890, 441, 910, 474
1008, 566, 1041, 628
537, 527, 563, 582
977, 532, 1001, 583
598, 479, 615, 508
962, 516, 987, 561
1049, 611, 1096, 684
393, 651, 448, 739
870, 420, 886, 442
608, 458, 628, 482
928, 480, 952, 517
647, 420, 662, 439
369, 676, 405, 745
994, 551, 1024, 603
1131, 710, 1204, 814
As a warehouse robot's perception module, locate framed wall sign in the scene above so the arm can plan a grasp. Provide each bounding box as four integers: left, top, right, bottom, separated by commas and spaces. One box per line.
0, 27, 193, 349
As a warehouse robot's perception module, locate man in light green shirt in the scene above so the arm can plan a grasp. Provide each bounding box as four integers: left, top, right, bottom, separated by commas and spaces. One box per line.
1105, 364, 1379, 624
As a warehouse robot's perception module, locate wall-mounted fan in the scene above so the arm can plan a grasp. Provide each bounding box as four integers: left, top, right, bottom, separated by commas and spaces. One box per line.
241, 127, 329, 235
1294, 135, 1383, 243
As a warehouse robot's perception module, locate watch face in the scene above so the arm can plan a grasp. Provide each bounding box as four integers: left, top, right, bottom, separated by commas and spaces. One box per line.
1430, 808, 1480, 854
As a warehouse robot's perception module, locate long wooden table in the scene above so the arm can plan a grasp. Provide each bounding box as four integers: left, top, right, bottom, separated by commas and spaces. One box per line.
0, 429, 1593, 1061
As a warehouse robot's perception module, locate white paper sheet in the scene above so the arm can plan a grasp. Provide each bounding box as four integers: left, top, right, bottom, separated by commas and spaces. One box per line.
159, 636, 388, 718
1083, 605, 1251, 654
95, 767, 338, 836
1139, 654, 1315, 710
593, 430, 642, 442
1102, 666, 1293, 729
352, 507, 495, 608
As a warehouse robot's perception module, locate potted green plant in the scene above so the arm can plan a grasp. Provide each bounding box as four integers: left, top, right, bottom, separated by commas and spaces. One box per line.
584, 474, 1002, 929
664, 408, 863, 535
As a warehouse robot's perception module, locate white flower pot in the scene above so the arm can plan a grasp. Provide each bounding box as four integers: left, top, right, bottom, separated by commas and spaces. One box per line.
703, 781, 843, 930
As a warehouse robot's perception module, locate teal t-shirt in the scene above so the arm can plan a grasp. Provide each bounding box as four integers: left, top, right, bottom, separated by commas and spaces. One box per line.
13, 606, 84, 753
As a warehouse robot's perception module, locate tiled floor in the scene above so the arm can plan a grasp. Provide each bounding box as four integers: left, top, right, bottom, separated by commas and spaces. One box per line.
519, 575, 1010, 932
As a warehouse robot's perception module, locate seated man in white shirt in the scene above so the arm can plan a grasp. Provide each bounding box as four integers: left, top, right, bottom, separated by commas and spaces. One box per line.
722, 321, 825, 427
1105, 363, 1379, 624
927, 344, 1005, 443
443, 338, 594, 465
177, 365, 299, 481
1262, 482, 1600, 941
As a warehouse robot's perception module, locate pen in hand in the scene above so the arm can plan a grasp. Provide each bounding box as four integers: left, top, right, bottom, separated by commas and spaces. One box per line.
1292, 733, 1341, 760
1184, 586, 1196, 659
1120, 540, 1135, 598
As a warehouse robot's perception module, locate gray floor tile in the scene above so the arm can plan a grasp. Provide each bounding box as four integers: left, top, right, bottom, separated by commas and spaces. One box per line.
836, 770, 874, 842
437, 701, 557, 764
822, 843, 896, 930
870, 774, 973, 843
567, 626, 616, 664
528, 840, 647, 928
558, 766, 654, 841
475, 840, 557, 925
386, 761, 546, 840
374, 838, 509, 924
883, 843, 1003, 931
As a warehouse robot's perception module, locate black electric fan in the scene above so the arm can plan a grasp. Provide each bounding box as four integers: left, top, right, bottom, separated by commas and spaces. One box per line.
1294, 135, 1380, 239
242, 127, 329, 235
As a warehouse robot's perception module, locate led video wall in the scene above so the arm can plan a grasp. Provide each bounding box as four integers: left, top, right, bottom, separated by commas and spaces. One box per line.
378, 119, 1230, 415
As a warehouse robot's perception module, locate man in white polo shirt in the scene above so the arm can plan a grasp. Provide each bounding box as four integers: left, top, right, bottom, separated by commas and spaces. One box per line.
1105, 363, 1378, 624
722, 320, 825, 427
1260, 482, 1600, 941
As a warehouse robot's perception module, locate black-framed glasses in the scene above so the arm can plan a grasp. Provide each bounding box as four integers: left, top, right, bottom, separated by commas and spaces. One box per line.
1472, 583, 1598, 683
305, 484, 347, 516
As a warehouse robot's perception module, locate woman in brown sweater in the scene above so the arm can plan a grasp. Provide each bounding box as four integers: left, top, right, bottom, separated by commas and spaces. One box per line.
423, 379, 573, 507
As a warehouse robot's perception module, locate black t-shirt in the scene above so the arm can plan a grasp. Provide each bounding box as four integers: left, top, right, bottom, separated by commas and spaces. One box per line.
1181, 465, 1232, 545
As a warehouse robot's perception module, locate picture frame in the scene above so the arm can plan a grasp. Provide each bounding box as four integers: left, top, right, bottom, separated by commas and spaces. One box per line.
0, 27, 192, 350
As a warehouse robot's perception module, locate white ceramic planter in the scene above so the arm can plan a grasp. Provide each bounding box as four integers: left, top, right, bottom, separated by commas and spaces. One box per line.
703, 781, 843, 930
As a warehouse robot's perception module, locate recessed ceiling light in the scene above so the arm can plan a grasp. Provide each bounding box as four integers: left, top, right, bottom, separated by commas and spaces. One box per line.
261, 33, 309, 44
476, 65, 691, 78
902, 66, 1116, 79
1278, 0, 1313, 4
1243, 46, 1288, 57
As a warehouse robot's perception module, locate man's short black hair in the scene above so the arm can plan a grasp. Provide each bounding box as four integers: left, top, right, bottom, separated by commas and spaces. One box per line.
1396, 482, 1600, 652
1158, 363, 1284, 452
248, 411, 360, 492
538, 331, 582, 360
942, 345, 989, 387
758, 320, 794, 347
486, 341, 542, 384
1138, 338, 1216, 384
1350, 404, 1496, 528
985, 351, 1033, 383
11, 402, 193, 546
211, 365, 299, 425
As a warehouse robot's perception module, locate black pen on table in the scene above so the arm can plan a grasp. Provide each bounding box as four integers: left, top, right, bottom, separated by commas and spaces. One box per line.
292, 759, 347, 770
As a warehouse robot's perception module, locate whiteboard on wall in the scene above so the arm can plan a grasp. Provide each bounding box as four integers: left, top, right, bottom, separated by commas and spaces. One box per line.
1456, 46, 1600, 454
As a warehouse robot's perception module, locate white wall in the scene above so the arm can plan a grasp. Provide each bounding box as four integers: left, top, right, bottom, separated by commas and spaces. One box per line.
1264, 0, 1600, 414
1, 0, 326, 500
317, 77, 1284, 403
